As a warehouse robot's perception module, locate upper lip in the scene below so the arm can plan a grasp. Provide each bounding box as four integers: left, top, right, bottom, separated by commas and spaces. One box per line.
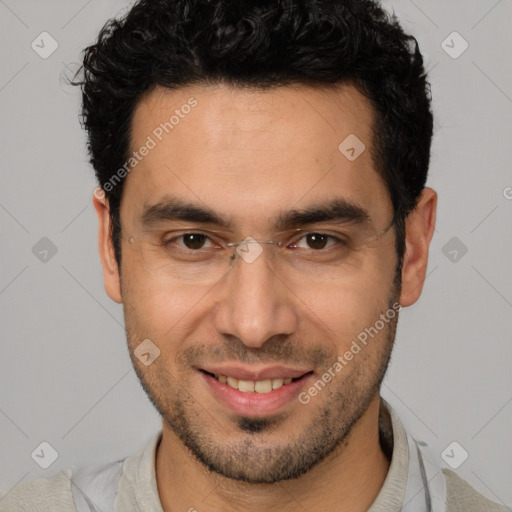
200, 364, 312, 381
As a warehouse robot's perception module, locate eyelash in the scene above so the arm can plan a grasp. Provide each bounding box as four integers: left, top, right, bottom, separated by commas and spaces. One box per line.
161, 231, 347, 251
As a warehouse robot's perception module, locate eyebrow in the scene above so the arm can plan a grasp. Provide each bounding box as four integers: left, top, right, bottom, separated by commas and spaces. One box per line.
140, 196, 372, 231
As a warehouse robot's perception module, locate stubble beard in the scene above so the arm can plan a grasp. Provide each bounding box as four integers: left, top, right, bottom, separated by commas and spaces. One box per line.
122, 250, 402, 484
124, 297, 399, 484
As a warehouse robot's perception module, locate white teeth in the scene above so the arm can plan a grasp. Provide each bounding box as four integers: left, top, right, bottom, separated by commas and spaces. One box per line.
227, 376, 239, 388
214, 374, 295, 393
254, 379, 272, 393
238, 380, 255, 392
272, 378, 284, 389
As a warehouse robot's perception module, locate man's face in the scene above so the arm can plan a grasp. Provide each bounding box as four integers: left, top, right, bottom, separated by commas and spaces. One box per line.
116, 83, 400, 483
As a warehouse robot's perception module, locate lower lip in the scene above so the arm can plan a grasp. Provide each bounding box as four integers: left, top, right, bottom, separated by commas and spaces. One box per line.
200, 371, 312, 417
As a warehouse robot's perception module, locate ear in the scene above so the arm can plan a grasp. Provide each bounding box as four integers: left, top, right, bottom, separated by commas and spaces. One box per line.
399, 187, 437, 307
92, 188, 123, 303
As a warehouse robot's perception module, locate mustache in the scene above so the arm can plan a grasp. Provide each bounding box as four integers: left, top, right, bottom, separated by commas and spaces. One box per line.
180, 335, 335, 368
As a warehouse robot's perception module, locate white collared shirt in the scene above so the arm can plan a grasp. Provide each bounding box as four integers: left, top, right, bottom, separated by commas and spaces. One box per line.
71, 398, 448, 511
2, 399, 508, 511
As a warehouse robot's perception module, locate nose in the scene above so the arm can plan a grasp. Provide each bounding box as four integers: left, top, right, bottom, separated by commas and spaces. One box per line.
212, 244, 299, 349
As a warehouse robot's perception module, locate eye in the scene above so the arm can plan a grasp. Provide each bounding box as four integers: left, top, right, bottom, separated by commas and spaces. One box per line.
292, 233, 340, 250
163, 233, 215, 250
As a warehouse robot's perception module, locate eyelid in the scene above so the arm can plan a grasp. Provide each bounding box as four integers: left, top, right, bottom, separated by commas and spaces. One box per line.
160, 227, 357, 242
288, 233, 342, 250
284, 228, 352, 248
160, 227, 230, 239
160, 232, 347, 256
162, 231, 220, 248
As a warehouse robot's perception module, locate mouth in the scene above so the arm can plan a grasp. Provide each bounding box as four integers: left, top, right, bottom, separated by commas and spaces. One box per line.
198, 366, 314, 417
200, 370, 307, 394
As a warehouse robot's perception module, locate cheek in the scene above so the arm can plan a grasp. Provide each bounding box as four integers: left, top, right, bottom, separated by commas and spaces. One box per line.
121, 260, 214, 341
318, 289, 388, 341
120, 238, 396, 345
297, 254, 396, 343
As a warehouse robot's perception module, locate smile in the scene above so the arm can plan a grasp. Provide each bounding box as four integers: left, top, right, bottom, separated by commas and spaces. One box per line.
203, 371, 297, 394
199, 367, 314, 416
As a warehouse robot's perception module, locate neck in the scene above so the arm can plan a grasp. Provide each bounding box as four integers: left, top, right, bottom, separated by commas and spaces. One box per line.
156, 395, 390, 512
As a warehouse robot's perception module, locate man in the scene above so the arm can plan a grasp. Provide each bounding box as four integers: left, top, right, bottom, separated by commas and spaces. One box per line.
1, 0, 508, 511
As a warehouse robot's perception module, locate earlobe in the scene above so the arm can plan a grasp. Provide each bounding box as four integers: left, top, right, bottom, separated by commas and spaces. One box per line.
399, 187, 437, 308
92, 188, 123, 304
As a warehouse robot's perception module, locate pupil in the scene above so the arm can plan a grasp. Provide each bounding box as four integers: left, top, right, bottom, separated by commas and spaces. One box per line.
307, 233, 327, 250
184, 234, 206, 249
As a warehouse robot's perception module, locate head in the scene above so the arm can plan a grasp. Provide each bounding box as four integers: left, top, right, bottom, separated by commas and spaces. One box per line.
77, 0, 436, 484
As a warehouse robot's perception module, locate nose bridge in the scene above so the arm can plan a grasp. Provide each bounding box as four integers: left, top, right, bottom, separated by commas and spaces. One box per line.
213, 240, 298, 348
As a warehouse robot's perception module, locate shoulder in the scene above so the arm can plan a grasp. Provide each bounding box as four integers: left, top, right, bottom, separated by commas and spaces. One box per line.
444, 468, 511, 512
0, 468, 76, 512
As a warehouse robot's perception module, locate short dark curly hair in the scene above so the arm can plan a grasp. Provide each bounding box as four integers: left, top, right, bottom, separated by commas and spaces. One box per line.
75, 0, 433, 273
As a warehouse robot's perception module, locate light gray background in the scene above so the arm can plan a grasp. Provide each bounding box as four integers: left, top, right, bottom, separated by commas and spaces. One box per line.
1, 0, 511, 507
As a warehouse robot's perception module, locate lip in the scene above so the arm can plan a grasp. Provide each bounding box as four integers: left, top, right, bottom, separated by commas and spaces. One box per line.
199, 364, 311, 381
199, 369, 314, 417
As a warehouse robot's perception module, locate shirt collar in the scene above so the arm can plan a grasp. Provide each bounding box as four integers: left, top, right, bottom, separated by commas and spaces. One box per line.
118, 398, 445, 512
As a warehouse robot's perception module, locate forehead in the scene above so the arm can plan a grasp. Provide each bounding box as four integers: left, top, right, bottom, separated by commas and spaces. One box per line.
122, 82, 392, 231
